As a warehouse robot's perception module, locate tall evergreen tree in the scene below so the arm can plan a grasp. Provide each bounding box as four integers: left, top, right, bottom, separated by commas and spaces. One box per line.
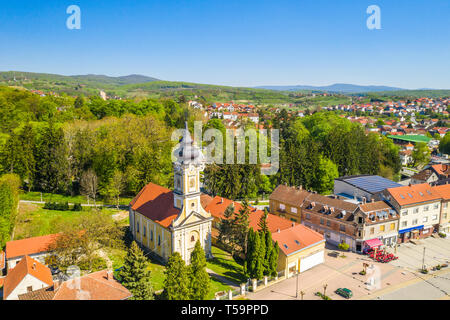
163, 252, 190, 300
188, 240, 210, 300
119, 241, 154, 300
258, 208, 269, 234
268, 241, 279, 277
0, 174, 20, 247
255, 231, 265, 280
218, 203, 234, 247
232, 200, 250, 256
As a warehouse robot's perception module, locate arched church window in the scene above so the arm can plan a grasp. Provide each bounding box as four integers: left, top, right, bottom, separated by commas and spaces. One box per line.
191, 235, 195, 242
150, 230, 153, 241
158, 235, 161, 246
136, 222, 140, 233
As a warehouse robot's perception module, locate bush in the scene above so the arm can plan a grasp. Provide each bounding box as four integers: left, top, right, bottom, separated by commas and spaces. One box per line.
438, 232, 447, 238
43, 201, 71, 211
72, 203, 82, 211
420, 268, 428, 274
338, 242, 350, 251
315, 292, 332, 300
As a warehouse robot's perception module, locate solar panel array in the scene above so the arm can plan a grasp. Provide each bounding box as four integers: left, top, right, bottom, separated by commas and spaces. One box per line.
345, 175, 402, 194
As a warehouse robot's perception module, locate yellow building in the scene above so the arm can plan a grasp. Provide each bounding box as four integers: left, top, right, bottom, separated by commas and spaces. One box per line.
269, 184, 311, 223
271, 224, 325, 277
129, 124, 213, 264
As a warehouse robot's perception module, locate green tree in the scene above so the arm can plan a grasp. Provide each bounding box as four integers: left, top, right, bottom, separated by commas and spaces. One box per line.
439, 132, 450, 155
188, 240, 210, 300
218, 203, 235, 248
412, 142, 431, 167
163, 252, 190, 300
258, 208, 269, 234
119, 241, 154, 300
232, 200, 250, 256
0, 174, 20, 248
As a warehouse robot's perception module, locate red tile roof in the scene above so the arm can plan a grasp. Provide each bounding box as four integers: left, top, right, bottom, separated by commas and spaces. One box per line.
0, 250, 4, 270
204, 196, 292, 233
271, 224, 325, 256
6, 234, 59, 259
386, 183, 442, 206
52, 270, 131, 300
432, 184, 450, 200
19, 270, 132, 300
3, 256, 53, 299
130, 182, 180, 228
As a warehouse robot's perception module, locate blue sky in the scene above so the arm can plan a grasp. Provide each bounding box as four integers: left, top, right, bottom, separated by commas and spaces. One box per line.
0, 0, 449, 89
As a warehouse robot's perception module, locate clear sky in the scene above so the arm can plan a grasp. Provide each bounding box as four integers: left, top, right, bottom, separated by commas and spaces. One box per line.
0, 0, 449, 89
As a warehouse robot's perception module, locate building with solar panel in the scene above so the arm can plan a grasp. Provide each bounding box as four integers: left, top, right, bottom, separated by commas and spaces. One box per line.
334, 175, 402, 203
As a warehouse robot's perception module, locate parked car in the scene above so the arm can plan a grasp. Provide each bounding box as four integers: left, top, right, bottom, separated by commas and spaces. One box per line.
335, 288, 353, 299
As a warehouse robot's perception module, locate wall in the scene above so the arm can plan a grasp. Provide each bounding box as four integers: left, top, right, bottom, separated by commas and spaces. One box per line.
5, 274, 49, 300
269, 199, 301, 223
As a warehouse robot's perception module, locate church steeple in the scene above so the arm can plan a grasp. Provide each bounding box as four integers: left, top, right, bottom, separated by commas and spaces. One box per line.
173, 123, 205, 212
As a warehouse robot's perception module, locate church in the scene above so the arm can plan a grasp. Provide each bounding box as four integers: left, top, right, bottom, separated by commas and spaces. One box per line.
129, 124, 213, 264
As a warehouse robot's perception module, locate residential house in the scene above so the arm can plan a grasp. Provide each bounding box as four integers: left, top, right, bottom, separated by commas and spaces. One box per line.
353, 200, 399, 252
5, 233, 59, 270
3, 256, 53, 300
269, 185, 312, 223
300, 194, 359, 251
379, 183, 441, 243
18, 270, 132, 300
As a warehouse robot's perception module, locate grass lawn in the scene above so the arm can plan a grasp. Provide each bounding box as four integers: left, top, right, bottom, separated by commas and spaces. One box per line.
14, 202, 123, 240
206, 246, 247, 285
20, 191, 133, 206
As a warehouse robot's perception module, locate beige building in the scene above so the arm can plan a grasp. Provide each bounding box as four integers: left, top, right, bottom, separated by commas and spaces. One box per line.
269, 185, 311, 223
129, 124, 213, 264
432, 184, 450, 235
354, 201, 399, 252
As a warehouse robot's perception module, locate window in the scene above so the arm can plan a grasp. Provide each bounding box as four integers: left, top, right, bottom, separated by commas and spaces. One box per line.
444, 202, 448, 209
151, 230, 153, 241
306, 213, 311, 220
143, 226, 147, 237
434, 203, 439, 210
402, 210, 408, 216
27, 286, 33, 292
340, 225, 346, 232
136, 222, 140, 233
380, 225, 385, 232
291, 207, 297, 214
413, 208, 419, 214
412, 219, 418, 225
402, 221, 407, 227
444, 212, 448, 219
158, 235, 161, 246
370, 227, 374, 234
358, 217, 363, 224
279, 204, 285, 211
423, 229, 429, 234
423, 217, 428, 223
432, 215, 438, 220
326, 220, 331, 227
390, 223, 395, 230
424, 206, 429, 212
320, 218, 325, 225
191, 235, 195, 242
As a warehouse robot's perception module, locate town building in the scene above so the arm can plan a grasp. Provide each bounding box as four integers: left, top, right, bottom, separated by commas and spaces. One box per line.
272, 224, 325, 277
18, 270, 132, 300
432, 183, 450, 235
5, 233, 58, 270
300, 194, 359, 251
3, 256, 53, 300
353, 201, 399, 252
129, 123, 213, 264
334, 175, 401, 203
379, 183, 442, 243
269, 185, 312, 223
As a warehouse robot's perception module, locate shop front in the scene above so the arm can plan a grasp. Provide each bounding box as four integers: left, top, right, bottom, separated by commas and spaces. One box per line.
398, 225, 424, 243
362, 237, 383, 254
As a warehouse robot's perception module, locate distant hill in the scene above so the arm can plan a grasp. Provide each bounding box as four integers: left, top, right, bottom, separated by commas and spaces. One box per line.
255, 83, 406, 93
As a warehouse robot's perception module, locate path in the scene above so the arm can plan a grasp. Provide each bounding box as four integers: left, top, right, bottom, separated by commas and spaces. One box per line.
206, 268, 240, 289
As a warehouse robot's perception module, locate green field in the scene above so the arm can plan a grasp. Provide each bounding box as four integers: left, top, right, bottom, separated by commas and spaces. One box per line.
14, 202, 123, 240
20, 191, 133, 206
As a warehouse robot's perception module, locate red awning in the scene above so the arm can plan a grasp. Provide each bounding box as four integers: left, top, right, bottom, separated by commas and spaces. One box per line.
365, 238, 383, 248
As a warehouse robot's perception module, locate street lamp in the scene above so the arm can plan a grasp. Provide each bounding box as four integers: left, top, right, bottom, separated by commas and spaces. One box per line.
296, 270, 299, 298
323, 284, 328, 297
300, 291, 305, 300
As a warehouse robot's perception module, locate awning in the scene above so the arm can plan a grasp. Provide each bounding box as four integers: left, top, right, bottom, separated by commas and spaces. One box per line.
399, 225, 424, 234
364, 238, 383, 248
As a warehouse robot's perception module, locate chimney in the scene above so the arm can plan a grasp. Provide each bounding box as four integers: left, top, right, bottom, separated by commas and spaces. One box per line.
372, 198, 375, 203
221, 198, 223, 204
277, 228, 280, 233
106, 270, 113, 281
362, 197, 366, 204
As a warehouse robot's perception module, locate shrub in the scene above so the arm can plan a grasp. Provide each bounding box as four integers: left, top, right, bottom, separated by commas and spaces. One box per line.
438, 232, 447, 238
338, 242, 350, 251
72, 203, 82, 211
420, 268, 428, 274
